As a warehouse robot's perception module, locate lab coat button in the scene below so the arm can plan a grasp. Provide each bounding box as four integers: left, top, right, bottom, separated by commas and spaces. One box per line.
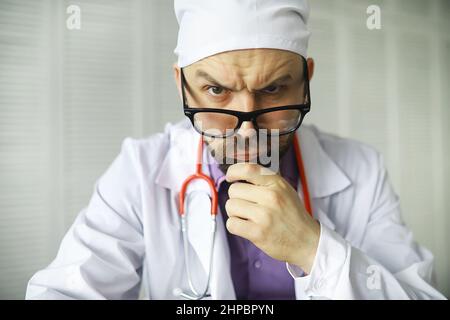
254, 260, 262, 269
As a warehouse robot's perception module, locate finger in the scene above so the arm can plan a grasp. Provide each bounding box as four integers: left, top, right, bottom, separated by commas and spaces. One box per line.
225, 198, 264, 222
226, 216, 259, 241
228, 182, 273, 206
225, 162, 279, 186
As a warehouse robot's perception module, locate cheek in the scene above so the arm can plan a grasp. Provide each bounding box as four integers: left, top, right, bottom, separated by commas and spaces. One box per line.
277, 86, 305, 105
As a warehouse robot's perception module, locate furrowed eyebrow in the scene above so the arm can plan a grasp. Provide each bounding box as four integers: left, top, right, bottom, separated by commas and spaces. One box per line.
257, 74, 293, 90
195, 70, 232, 90
194, 69, 294, 91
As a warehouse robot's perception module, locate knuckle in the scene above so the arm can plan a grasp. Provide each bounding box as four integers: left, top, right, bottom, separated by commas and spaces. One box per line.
226, 217, 235, 232
244, 163, 256, 176
226, 217, 242, 236
228, 182, 243, 198
225, 198, 236, 214
227, 183, 236, 197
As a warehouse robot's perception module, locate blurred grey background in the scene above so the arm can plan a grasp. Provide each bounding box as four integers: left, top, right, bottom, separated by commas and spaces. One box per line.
0, 0, 449, 299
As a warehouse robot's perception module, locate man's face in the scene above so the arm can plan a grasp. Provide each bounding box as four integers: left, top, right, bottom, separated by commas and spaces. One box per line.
179, 48, 307, 174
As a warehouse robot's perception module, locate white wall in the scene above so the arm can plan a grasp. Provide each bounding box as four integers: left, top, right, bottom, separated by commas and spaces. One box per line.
0, 0, 448, 299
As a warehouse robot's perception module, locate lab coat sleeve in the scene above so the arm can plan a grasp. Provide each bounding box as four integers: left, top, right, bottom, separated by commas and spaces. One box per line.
26, 138, 145, 299
287, 152, 446, 300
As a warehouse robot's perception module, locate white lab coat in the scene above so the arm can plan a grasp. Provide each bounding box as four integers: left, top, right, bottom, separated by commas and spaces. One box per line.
25, 119, 446, 300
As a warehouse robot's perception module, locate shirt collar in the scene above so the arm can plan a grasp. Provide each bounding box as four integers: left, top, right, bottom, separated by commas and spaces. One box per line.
206, 150, 227, 189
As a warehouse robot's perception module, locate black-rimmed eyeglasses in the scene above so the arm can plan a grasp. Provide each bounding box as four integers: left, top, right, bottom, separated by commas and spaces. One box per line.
181, 56, 311, 138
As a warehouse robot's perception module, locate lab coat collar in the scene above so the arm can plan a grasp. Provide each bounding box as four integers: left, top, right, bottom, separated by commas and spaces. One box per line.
154, 120, 199, 192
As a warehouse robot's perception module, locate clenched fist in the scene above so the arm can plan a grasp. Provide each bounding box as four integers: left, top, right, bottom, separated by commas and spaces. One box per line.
225, 162, 320, 274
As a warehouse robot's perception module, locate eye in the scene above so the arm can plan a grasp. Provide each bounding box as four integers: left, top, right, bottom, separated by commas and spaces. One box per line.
262, 85, 281, 94
207, 86, 225, 96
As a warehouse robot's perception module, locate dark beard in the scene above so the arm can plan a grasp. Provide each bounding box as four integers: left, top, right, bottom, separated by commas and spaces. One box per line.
206, 132, 295, 176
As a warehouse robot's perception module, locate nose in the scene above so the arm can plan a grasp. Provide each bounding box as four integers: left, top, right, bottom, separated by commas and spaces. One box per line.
239, 91, 257, 113
235, 92, 257, 138
237, 121, 256, 139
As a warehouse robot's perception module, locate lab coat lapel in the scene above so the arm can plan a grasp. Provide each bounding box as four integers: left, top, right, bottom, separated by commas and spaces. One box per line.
209, 209, 236, 299
297, 126, 351, 199
154, 121, 198, 192
154, 121, 236, 299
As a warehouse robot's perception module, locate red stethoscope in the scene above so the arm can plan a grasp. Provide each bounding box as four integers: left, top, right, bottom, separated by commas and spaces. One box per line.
175, 134, 311, 300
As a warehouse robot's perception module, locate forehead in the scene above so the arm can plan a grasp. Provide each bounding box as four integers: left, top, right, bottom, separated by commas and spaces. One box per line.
184, 48, 302, 83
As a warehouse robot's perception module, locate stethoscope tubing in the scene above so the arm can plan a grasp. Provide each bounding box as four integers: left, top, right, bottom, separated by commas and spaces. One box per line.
176, 133, 312, 299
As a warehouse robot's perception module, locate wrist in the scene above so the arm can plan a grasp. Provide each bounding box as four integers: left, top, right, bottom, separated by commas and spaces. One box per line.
290, 220, 321, 274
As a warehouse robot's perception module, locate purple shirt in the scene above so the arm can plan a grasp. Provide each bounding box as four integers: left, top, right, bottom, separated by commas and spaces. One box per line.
207, 143, 299, 300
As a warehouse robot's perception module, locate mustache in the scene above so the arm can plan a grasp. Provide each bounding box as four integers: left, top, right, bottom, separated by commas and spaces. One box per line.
211, 134, 274, 157
207, 133, 294, 174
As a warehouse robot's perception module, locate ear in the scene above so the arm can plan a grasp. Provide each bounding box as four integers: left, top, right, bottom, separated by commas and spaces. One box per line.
306, 57, 315, 81
173, 62, 182, 101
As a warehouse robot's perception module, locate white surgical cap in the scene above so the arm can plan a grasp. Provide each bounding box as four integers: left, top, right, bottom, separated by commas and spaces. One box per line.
174, 0, 311, 68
